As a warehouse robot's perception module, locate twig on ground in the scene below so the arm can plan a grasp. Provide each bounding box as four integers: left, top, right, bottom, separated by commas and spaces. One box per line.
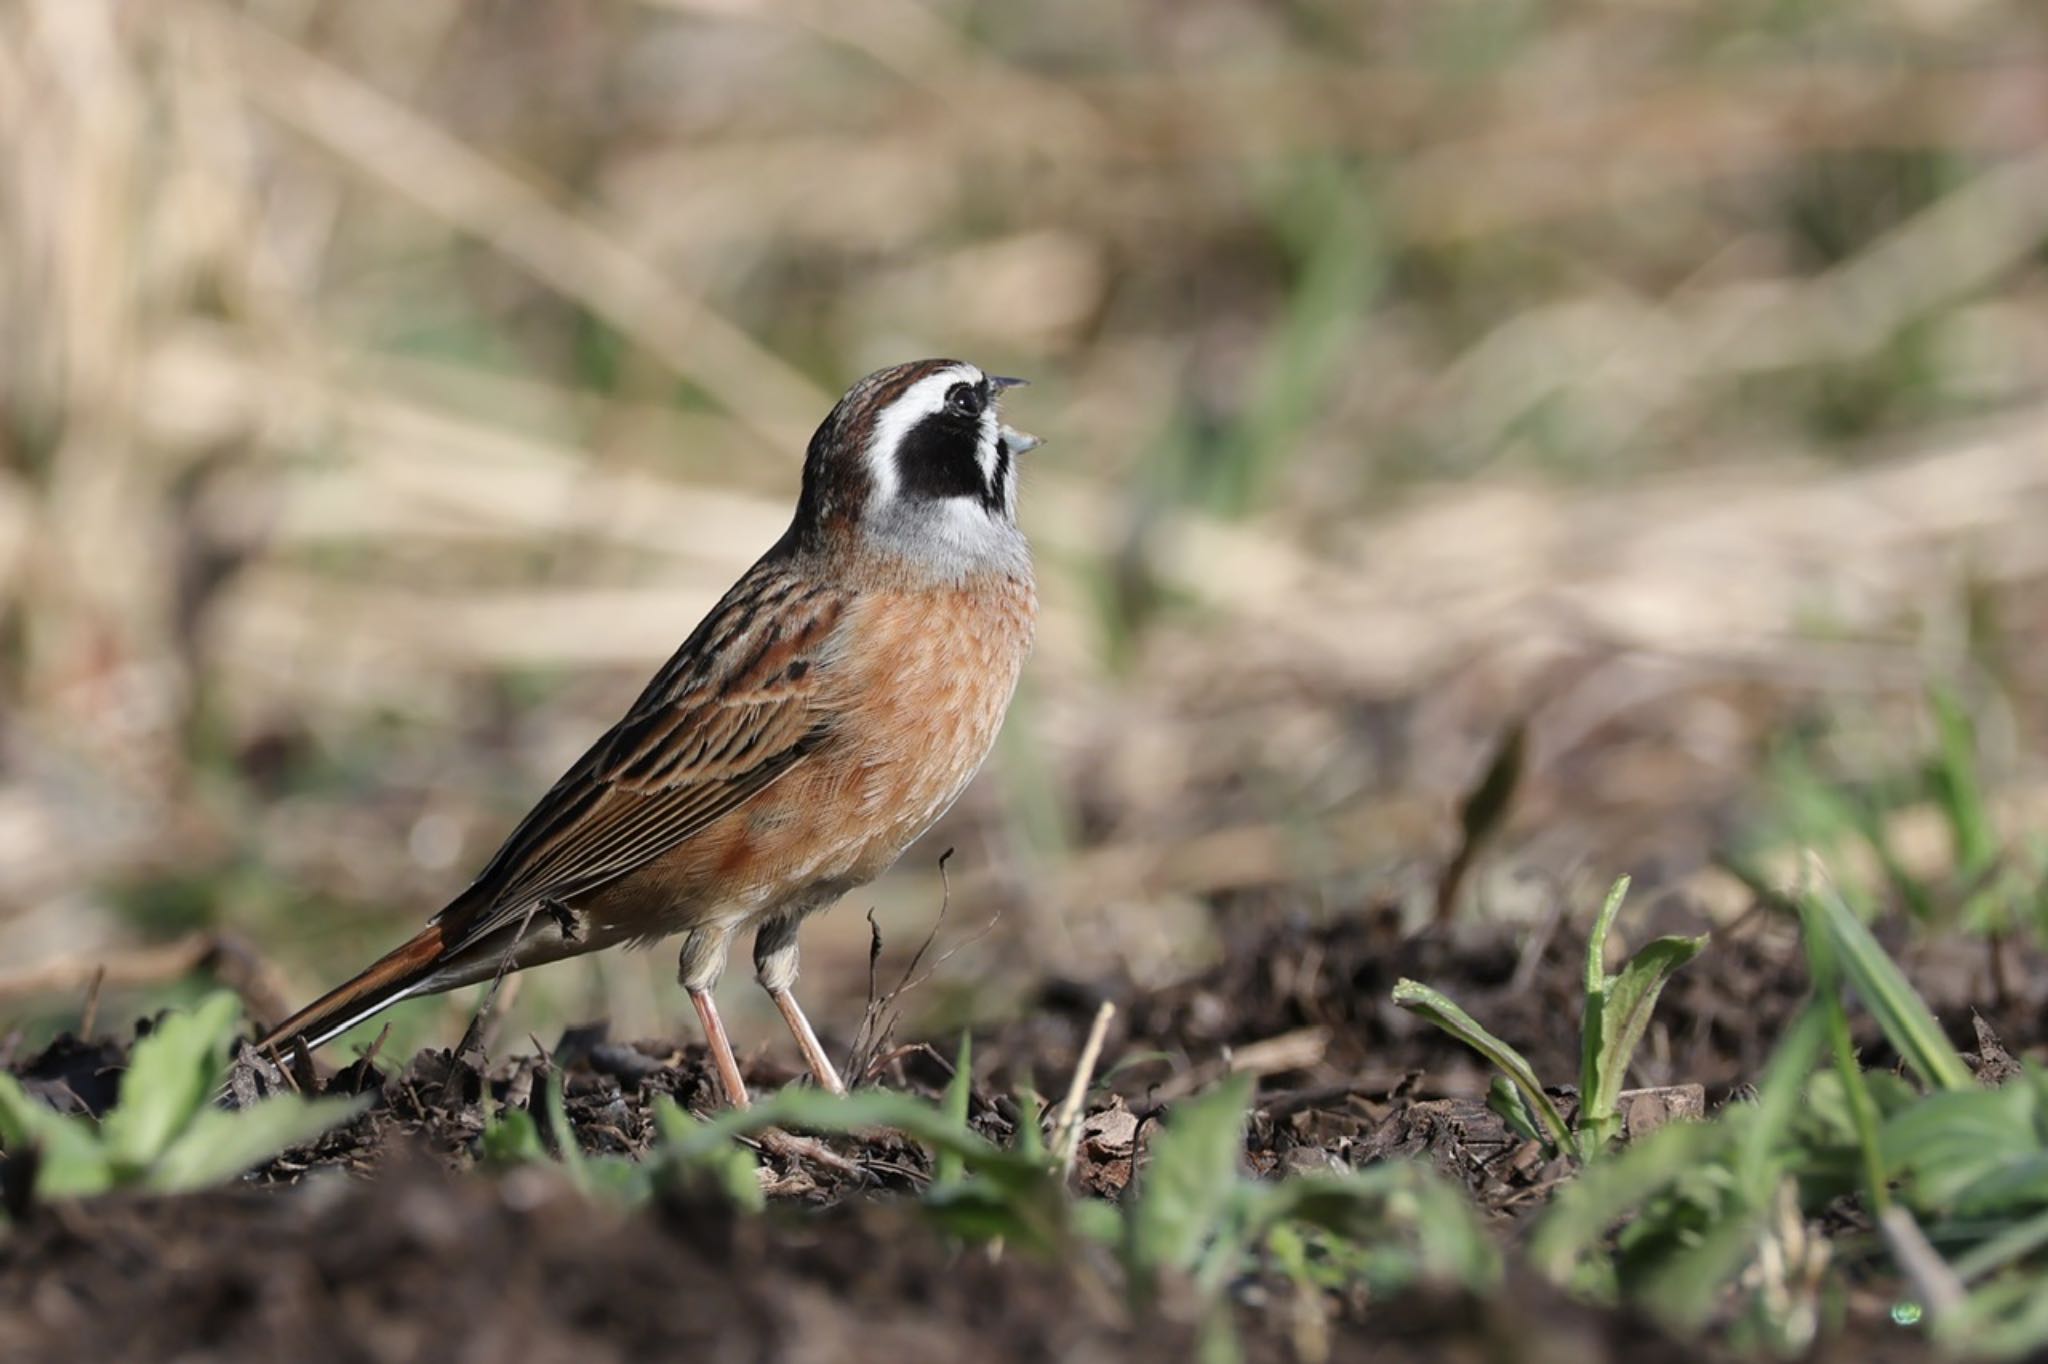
1147, 1027, 1331, 1105
1050, 1000, 1116, 1172
751, 1127, 865, 1179
455, 900, 546, 1062
356, 1022, 393, 1073
846, 849, 1001, 1087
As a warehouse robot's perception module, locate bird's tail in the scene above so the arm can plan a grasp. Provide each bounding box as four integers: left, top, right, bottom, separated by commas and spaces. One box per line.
255, 922, 449, 1057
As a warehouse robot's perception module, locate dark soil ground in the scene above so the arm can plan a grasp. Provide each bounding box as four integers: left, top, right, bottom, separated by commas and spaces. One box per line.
1, 895, 2034, 1363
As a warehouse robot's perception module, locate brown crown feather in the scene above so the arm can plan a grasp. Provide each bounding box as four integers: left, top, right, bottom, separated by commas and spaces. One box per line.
788, 357, 967, 549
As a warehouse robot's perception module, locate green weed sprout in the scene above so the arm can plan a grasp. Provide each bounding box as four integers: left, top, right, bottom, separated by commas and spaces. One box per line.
1528, 860, 2048, 1355
0, 992, 364, 1207
1393, 875, 1706, 1159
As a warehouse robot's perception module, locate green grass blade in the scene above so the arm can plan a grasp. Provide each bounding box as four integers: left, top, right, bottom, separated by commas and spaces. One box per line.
1949, 1273, 2048, 1359
1737, 1003, 1828, 1205
1881, 1085, 2036, 1212
1807, 909, 1893, 1213
1929, 685, 1996, 877
1950, 1206, 2048, 1284
934, 1033, 973, 1189
1393, 979, 1572, 1151
1799, 874, 1975, 1093
540, 1071, 589, 1194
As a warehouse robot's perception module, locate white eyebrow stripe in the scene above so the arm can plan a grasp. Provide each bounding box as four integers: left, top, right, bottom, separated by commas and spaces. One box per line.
863, 365, 982, 508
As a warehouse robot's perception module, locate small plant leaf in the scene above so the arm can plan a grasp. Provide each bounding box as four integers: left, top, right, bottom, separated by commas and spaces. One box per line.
923, 1175, 1070, 1250
484, 1075, 651, 1205
1884, 1084, 2048, 1216
651, 1098, 763, 1212
102, 992, 242, 1172
147, 1097, 366, 1193
1951, 1269, 2048, 1357
480, 1107, 547, 1165
1582, 934, 1708, 1154
667, 1087, 1073, 1252
1129, 1072, 1255, 1279
1578, 876, 1631, 1144
569, 1154, 654, 1203
1255, 1163, 1501, 1292
1585, 875, 1632, 999
1012, 1086, 1048, 1164
1069, 1197, 1124, 1246
1528, 1118, 1734, 1282
1636, 1206, 1771, 1331
1487, 1074, 1543, 1144
0, 1074, 115, 1200
1392, 979, 1572, 1151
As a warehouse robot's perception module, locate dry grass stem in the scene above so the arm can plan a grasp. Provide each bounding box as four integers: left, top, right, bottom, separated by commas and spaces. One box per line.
1050, 1000, 1115, 1172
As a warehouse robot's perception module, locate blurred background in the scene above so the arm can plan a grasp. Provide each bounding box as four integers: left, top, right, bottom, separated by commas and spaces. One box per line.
3, 0, 2046, 1061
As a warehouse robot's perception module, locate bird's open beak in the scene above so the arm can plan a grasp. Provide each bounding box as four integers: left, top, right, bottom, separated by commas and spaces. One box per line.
989, 376, 1041, 451
1000, 425, 1042, 453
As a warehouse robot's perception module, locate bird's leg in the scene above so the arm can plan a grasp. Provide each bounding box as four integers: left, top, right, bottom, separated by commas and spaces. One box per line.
771, 990, 846, 1095
684, 922, 860, 1178
679, 926, 749, 1108
754, 915, 846, 1095
687, 987, 750, 1110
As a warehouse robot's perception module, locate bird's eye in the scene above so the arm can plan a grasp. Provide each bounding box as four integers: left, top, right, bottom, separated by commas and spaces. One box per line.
944, 382, 982, 417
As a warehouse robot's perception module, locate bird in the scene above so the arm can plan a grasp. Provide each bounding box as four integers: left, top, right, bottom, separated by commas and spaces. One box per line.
255, 358, 1039, 1107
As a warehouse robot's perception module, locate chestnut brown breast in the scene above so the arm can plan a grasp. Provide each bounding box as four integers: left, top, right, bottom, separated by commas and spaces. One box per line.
581, 571, 1036, 945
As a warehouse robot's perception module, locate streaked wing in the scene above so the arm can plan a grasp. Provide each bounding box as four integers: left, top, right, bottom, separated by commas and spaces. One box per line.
435, 561, 849, 956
